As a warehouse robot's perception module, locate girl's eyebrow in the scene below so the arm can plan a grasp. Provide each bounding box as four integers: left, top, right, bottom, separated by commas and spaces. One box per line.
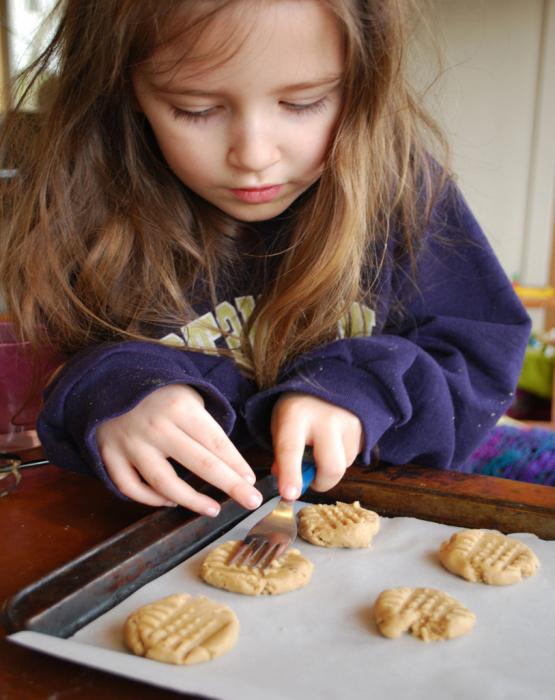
151, 74, 342, 97
274, 75, 343, 93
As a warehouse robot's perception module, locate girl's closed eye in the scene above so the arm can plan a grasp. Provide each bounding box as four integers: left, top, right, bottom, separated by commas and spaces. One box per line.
171, 106, 220, 122
170, 97, 330, 123
281, 96, 329, 116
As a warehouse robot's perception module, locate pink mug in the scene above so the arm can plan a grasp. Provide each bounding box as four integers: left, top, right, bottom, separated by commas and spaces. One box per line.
0, 321, 58, 452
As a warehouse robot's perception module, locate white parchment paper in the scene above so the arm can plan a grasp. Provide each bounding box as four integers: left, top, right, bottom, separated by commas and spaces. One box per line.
10, 498, 555, 700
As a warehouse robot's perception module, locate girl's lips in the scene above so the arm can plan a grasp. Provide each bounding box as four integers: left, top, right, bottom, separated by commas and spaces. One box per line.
229, 185, 282, 203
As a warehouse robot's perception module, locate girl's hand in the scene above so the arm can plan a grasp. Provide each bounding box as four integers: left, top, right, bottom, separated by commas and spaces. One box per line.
270, 392, 364, 499
96, 384, 261, 516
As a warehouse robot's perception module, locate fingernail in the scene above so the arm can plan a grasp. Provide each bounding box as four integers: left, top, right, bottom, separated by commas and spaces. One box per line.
244, 473, 256, 485
283, 485, 299, 500
164, 501, 177, 507
206, 506, 220, 517
246, 491, 263, 509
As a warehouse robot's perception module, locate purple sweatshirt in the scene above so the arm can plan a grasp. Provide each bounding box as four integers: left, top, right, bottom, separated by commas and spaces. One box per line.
37, 181, 531, 495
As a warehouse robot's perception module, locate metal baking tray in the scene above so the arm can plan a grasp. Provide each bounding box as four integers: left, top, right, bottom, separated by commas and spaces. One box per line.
3, 464, 554, 639
1, 474, 281, 637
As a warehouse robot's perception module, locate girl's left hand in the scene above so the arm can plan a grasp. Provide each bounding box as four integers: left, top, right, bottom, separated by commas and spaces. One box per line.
270, 392, 364, 499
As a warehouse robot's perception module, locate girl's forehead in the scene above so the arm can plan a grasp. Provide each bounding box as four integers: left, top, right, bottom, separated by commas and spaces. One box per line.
141, 0, 345, 91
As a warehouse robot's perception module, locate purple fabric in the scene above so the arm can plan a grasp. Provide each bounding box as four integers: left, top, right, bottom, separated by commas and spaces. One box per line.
37, 180, 532, 497
458, 425, 555, 485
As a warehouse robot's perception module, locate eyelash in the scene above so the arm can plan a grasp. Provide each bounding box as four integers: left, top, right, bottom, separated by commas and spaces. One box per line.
282, 97, 329, 115
171, 97, 329, 123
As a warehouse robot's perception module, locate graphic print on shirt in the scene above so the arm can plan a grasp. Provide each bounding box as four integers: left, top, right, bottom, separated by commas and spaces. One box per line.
160, 296, 376, 370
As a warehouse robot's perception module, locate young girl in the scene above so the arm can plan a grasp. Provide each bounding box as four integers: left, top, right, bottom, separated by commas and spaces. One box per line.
0, 0, 530, 517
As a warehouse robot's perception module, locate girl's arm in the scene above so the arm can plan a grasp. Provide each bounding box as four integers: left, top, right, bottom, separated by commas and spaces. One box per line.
245, 181, 531, 493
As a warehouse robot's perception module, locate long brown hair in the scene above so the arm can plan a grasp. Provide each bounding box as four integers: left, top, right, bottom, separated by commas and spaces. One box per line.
0, 0, 448, 388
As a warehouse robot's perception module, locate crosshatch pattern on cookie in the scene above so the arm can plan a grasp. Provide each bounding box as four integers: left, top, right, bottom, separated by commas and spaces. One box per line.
374, 587, 476, 642
298, 500, 380, 548
124, 593, 239, 665
439, 529, 540, 585
200, 540, 314, 595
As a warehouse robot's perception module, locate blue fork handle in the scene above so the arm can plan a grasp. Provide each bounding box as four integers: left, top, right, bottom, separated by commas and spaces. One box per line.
300, 459, 316, 496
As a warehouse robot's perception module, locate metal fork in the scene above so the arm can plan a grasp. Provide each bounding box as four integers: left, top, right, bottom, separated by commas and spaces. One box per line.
227, 459, 316, 569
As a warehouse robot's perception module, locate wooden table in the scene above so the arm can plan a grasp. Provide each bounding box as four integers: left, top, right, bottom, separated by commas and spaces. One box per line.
1, 456, 554, 699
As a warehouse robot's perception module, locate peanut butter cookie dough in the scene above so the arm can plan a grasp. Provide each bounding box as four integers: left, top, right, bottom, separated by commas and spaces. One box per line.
439, 529, 540, 585
201, 540, 314, 595
298, 500, 380, 548
124, 593, 239, 665
374, 587, 476, 642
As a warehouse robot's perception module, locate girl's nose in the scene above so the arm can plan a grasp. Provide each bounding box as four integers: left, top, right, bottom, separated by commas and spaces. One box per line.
227, 120, 280, 173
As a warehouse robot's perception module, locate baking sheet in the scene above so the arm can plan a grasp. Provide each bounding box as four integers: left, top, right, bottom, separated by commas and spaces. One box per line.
10, 498, 555, 700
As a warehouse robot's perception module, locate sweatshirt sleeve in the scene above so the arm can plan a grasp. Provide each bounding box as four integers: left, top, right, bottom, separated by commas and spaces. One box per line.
243, 181, 531, 469
36, 341, 253, 493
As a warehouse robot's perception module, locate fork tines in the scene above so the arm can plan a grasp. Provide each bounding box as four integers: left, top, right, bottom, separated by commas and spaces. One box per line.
227, 537, 288, 569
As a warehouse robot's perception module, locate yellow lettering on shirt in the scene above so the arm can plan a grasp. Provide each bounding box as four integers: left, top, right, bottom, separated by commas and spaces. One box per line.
215, 301, 243, 351
160, 299, 375, 364
338, 302, 376, 338
181, 312, 221, 354
235, 295, 256, 324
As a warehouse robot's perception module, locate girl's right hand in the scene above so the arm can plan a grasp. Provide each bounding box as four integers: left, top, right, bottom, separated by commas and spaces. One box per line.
96, 384, 261, 516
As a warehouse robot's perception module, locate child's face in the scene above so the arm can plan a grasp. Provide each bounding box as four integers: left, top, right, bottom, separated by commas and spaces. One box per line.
133, 0, 344, 222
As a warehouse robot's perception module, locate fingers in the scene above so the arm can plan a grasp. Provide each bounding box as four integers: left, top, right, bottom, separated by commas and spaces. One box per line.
270, 395, 308, 499
101, 446, 176, 508
272, 393, 363, 497
157, 404, 262, 510
272, 429, 345, 496
173, 406, 256, 485
145, 383, 257, 486
103, 444, 224, 515
102, 416, 262, 514
133, 446, 226, 515
310, 433, 347, 491
272, 434, 307, 500
109, 423, 262, 513
98, 383, 262, 513
166, 424, 263, 511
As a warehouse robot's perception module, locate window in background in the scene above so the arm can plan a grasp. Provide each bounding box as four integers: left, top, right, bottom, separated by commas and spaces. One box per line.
0, 0, 57, 315
5, 0, 57, 109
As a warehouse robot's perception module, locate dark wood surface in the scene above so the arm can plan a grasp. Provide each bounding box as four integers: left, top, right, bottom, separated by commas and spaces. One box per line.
320, 463, 555, 539
1, 455, 554, 699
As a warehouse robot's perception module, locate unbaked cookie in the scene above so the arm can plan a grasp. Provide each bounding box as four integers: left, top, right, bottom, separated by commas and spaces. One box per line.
298, 500, 379, 548
374, 587, 476, 642
124, 593, 239, 665
439, 529, 540, 585
201, 540, 314, 596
